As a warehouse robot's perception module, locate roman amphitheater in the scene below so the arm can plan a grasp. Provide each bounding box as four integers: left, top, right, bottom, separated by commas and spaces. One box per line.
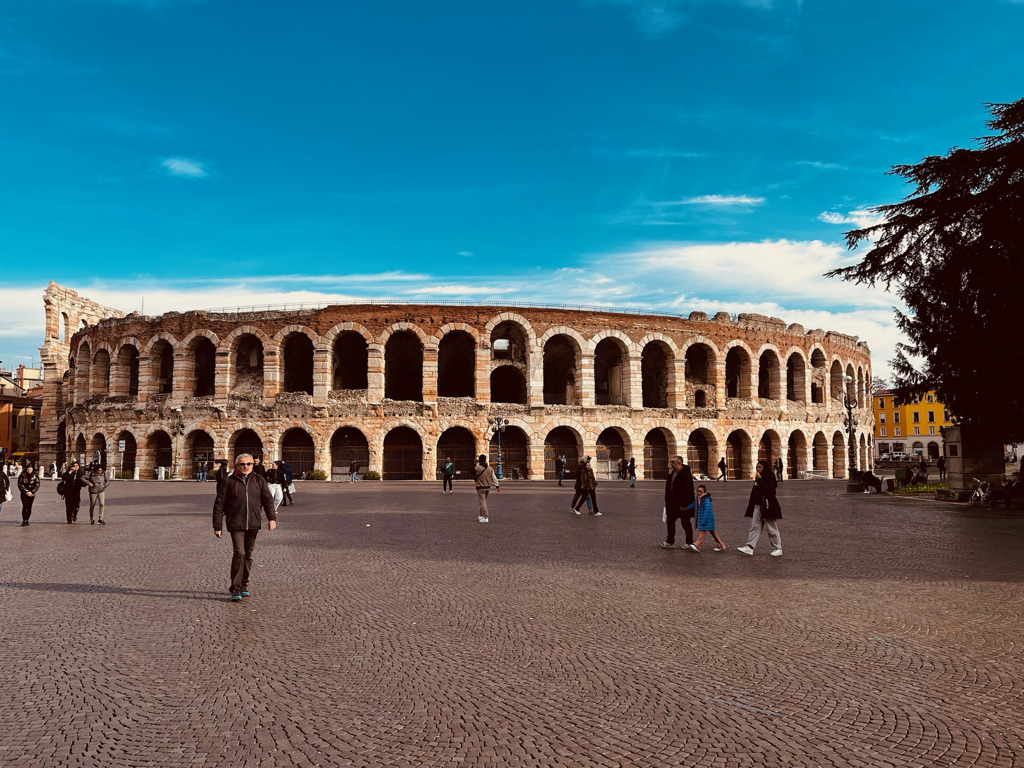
38, 282, 873, 482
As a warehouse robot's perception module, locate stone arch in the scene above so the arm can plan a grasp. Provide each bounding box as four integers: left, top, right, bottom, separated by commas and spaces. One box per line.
331, 426, 370, 480
229, 428, 265, 463
857, 366, 865, 407
186, 429, 216, 477
489, 317, 533, 367
146, 430, 173, 475
89, 431, 107, 467
378, 322, 430, 346
281, 331, 315, 395
385, 329, 423, 401
832, 430, 847, 478
544, 425, 583, 480
113, 341, 141, 397
91, 347, 112, 396
331, 330, 369, 391
281, 427, 316, 478
758, 429, 782, 468
725, 429, 752, 480
595, 426, 632, 479
813, 431, 829, 472
593, 336, 630, 406
437, 426, 477, 480
271, 324, 320, 347
322, 322, 373, 347
643, 427, 677, 479
229, 331, 266, 398
187, 334, 217, 397
143, 331, 180, 355
148, 337, 175, 396
788, 429, 807, 479
543, 333, 583, 406
682, 339, 719, 385
180, 329, 221, 347
845, 363, 856, 401
786, 350, 808, 403
830, 359, 844, 400
686, 427, 718, 479
489, 425, 529, 479
485, 312, 538, 347
810, 346, 827, 369
757, 347, 782, 400
117, 429, 138, 475
437, 329, 476, 398
724, 341, 754, 400
490, 365, 527, 404
382, 426, 424, 480
641, 338, 675, 409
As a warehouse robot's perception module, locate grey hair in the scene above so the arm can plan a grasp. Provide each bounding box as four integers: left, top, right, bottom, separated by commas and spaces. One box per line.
235, 453, 253, 466
673, 455, 685, 464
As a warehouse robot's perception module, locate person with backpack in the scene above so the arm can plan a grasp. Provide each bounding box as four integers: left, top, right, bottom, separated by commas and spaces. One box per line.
17, 463, 40, 526
687, 484, 725, 552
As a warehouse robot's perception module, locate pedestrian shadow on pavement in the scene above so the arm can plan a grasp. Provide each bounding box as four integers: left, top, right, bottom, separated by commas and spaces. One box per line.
0, 582, 225, 601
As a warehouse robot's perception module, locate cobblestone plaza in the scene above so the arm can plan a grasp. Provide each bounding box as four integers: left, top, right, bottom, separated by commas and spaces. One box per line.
1, 480, 1021, 767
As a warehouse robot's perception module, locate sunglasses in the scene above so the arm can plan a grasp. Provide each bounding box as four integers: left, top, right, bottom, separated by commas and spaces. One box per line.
238, 462, 253, 467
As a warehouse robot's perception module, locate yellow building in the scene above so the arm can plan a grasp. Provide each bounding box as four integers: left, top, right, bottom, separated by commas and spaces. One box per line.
873, 389, 953, 461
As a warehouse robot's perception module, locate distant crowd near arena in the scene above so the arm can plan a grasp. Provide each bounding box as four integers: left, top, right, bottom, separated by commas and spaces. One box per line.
37, 282, 873, 483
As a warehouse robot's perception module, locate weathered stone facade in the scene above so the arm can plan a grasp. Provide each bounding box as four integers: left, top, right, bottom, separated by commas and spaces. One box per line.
40, 283, 874, 481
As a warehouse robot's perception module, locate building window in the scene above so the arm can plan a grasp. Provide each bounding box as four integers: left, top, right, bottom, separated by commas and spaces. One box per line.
878, 398, 885, 409
895, 427, 901, 436
880, 427, 887, 437
926, 394, 934, 403
942, 409, 947, 422
913, 412, 920, 423
929, 426, 936, 435
913, 426, 921, 435
894, 412, 900, 423
928, 411, 935, 422
30, 415, 37, 430
879, 413, 886, 424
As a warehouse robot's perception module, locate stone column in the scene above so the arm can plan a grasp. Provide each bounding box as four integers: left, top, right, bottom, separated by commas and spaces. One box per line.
367, 344, 385, 403
579, 353, 595, 408
171, 349, 190, 407
528, 351, 544, 408
262, 349, 279, 402
529, 439, 546, 481
475, 343, 491, 405
137, 355, 154, 403
215, 349, 231, 402
627, 353, 643, 410
422, 344, 439, 403
312, 346, 330, 403
368, 434, 384, 478
315, 442, 332, 479
715, 360, 728, 413
669, 358, 684, 409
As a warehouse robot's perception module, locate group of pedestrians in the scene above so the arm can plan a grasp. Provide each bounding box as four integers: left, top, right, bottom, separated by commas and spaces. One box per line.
0, 460, 113, 527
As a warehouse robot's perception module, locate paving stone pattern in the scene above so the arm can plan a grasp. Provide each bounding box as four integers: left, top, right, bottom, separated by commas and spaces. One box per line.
1, 479, 1022, 767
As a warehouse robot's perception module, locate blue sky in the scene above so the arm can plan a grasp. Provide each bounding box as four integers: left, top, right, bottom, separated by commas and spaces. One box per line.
2, 0, 1022, 377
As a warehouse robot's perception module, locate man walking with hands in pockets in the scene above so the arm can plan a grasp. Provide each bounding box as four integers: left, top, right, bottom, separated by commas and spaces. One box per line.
213, 453, 278, 602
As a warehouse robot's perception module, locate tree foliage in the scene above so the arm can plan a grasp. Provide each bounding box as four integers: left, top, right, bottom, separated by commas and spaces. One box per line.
828, 99, 1024, 439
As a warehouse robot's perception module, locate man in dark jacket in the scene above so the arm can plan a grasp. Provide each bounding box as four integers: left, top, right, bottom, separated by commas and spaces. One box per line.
280, 460, 294, 506
213, 453, 278, 602
663, 455, 697, 550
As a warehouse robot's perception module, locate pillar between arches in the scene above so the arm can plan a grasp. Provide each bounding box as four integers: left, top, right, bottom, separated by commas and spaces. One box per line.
422, 345, 439, 404
367, 344, 385, 403
312, 347, 330, 403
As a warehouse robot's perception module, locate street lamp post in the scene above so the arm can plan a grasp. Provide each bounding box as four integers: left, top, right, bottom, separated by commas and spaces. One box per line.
170, 408, 186, 479
842, 374, 858, 484
489, 414, 509, 480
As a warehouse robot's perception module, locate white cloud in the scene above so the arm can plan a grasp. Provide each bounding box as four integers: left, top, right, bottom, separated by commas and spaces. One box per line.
589, 0, 794, 35
817, 209, 885, 228
159, 157, 208, 179
667, 194, 765, 207
457, 251, 474, 257
404, 285, 517, 296
794, 160, 848, 170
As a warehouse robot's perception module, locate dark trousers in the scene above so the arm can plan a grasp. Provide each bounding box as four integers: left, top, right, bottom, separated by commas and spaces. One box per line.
21, 492, 35, 522
229, 529, 259, 594
666, 512, 693, 546
443, 475, 453, 492
558, 469, 564, 486
281, 484, 293, 505
65, 497, 80, 522
573, 488, 599, 514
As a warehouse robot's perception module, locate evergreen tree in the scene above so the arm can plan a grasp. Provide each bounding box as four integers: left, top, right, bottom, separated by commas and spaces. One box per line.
828, 99, 1024, 439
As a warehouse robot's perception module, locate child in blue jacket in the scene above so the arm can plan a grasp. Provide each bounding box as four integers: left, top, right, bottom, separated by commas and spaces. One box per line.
686, 484, 726, 552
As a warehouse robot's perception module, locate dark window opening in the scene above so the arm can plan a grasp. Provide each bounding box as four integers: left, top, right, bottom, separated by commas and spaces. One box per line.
436, 427, 476, 480
193, 339, 216, 397
758, 353, 779, 399
491, 321, 528, 364
693, 389, 707, 408
685, 345, 710, 384
491, 366, 527, 404
544, 426, 580, 479
438, 331, 475, 398
232, 429, 263, 463
383, 426, 422, 480
234, 336, 265, 396
331, 427, 370, 480
385, 331, 423, 401
725, 348, 750, 399
332, 332, 368, 390
786, 355, 806, 402
643, 429, 669, 479
686, 431, 710, 478
155, 341, 174, 395
282, 428, 316, 477
283, 333, 314, 395
150, 431, 173, 468
543, 336, 578, 405
641, 343, 669, 408
594, 339, 626, 406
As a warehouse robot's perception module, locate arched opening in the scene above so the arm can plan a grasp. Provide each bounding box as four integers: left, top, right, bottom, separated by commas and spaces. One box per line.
725, 347, 751, 399
758, 351, 780, 400
231, 428, 263, 463
643, 428, 675, 479
544, 426, 581, 479
383, 426, 423, 480
233, 334, 265, 397
490, 365, 527, 404
811, 349, 827, 370
813, 432, 829, 472
76, 342, 92, 401
114, 344, 140, 397
282, 428, 316, 478
912, 441, 925, 458
385, 331, 423, 401
491, 321, 528, 365
117, 430, 136, 475
75, 434, 87, 463
148, 430, 173, 472
786, 353, 806, 402
151, 339, 174, 395
811, 382, 825, 404
726, 430, 751, 480
685, 344, 711, 384
437, 331, 475, 398
89, 432, 107, 467
830, 360, 844, 400
332, 332, 368, 390
187, 430, 215, 477
595, 427, 629, 479
641, 341, 672, 408
845, 364, 856, 401
543, 335, 579, 405
282, 333, 314, 395
436, 426, 476, 480
832, 432, 847, 478
927, 441, 939, 460
857, 366, 865, 407
61, 312, 69, 342
490, 426, 528, 479
686, 429, 713, 479
758, 430, 781, 469
787, 430, 806, 479
594, 338, 628, 406
92, 349, 111, 395
330, 427, 369, 481
693, 390, 707, 408
56, 422, 67, 470
193, 338, 216, 397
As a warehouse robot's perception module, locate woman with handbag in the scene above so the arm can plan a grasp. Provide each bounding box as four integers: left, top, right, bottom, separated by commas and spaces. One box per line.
61, 460, 86, 524
738, 460, 783, 557
18, 463, 40, 526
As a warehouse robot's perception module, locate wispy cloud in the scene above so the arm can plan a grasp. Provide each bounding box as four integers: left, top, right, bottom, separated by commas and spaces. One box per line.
159, 157, 208, 179
623, 148, 709, 159
794, 160, 848, 171
817, 209, 885, 229
457, 251, 474, 257
669, 194, 765, 207
587, 0, 794, 36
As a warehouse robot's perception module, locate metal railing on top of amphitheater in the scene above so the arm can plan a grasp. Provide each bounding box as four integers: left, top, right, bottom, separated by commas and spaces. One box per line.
199, 297, 705, 321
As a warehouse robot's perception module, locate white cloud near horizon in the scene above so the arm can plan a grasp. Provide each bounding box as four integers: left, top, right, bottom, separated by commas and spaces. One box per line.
159, 157, 208, 179
671, 194, 765, 207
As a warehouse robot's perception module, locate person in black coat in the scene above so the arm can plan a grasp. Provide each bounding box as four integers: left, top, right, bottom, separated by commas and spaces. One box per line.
61, 460, 87, 524
662, 455, 697, 550
738, 460, 783, 557
17, 464, 41, 526
215, 460, 229, 493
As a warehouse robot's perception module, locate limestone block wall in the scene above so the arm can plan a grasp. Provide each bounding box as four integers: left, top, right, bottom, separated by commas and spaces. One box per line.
46, 293, 874, 481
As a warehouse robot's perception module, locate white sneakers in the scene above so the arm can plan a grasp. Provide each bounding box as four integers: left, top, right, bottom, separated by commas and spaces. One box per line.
477, 516, 489, 523
737, 545, 755, 556
683, 544, 699, 552
660, 542, 674, 549
770, 549, 783, 557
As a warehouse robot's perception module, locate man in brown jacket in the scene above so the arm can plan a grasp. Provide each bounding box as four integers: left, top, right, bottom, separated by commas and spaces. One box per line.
213, 453, 278, 601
